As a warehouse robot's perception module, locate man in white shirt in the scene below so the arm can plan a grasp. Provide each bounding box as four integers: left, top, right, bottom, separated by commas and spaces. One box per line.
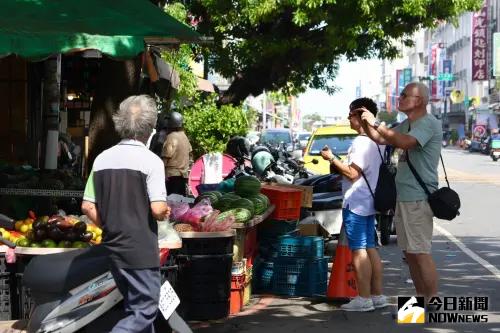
321, 98, 387, 312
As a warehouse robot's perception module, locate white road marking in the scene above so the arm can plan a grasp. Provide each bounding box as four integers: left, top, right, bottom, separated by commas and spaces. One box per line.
435, 224, 500, 280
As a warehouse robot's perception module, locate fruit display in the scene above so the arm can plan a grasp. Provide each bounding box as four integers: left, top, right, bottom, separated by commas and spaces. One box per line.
192, 176, 269, 225
3, 213, 103, 248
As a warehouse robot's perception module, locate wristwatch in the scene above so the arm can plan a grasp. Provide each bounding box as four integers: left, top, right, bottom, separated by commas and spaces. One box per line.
373, 120, 386, 129
329, 155, 337, 163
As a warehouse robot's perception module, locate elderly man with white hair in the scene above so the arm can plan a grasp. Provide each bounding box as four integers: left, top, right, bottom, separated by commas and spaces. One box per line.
359, 82, 442, 302
81, 95, 170, 333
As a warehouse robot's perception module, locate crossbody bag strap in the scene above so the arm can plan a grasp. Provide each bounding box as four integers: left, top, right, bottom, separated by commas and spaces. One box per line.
405, 121, 430, 196
359, 140, 382, 200
360, 169, 375, 200
439, 154, 450, 188
405, 150, 431, 196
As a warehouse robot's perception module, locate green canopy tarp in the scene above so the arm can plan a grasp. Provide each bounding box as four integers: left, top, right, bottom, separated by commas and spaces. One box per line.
0, 0, 200, 59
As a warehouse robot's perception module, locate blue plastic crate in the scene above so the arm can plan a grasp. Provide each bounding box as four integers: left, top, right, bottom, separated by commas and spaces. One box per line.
272, 256, 329, 297
253, 261, 274, 292
277, 235, 324, 258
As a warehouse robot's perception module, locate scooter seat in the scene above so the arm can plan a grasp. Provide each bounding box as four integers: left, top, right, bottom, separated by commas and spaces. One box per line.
23, 245, 111, 294
311, 191, 343, 210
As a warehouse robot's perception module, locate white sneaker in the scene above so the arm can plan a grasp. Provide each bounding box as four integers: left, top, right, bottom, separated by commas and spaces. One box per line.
340, 296, 375, 312
371, 295, 389, 309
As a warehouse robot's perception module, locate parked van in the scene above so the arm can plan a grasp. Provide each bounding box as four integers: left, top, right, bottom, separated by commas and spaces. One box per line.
303, 125, 357, 174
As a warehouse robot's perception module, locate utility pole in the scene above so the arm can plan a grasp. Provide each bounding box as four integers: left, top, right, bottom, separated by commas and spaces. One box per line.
262, 91, 267, 130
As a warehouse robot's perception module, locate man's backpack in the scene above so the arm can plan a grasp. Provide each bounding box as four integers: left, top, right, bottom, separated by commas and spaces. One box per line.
360, 144, 397, 212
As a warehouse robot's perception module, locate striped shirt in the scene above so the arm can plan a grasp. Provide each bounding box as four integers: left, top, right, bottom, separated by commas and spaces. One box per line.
84, 139, 167, 268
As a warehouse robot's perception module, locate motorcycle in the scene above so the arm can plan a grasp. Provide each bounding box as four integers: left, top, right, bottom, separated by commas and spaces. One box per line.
0, 214, 191, 333
490, 136, 500, 162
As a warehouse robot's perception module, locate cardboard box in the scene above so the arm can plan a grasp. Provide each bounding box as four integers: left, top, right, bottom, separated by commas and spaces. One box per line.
298, 223, 319, 236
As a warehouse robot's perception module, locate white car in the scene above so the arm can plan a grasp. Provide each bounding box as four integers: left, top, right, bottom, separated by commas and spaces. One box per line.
295, 131, 312, 149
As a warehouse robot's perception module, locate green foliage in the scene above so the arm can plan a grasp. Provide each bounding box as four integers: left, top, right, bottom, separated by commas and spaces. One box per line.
181, 94, 249, 158
182, 0, 481, 104
302, 113, 323, 131
162, 3, 198, 103
244, 105, 260, 130
377, 111, 398, 125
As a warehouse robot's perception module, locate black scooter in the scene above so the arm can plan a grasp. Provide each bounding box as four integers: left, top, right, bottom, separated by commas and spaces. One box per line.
0, 214, 191, 333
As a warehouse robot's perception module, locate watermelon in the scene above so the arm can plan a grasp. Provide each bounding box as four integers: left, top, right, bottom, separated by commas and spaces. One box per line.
248, 196, 267, 215
230, 198, 255, 216
214, 197, 237, 212
207, 191, 223, 199
225, 208, 252, 223
234, 176, 261, 197
215, 210, 235, 223
221, 193, 241, 201
194, 192, 219, 206
256, 193, 270, 207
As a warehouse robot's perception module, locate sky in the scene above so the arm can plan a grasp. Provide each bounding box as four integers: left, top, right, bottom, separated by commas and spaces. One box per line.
297, 58, 383, 120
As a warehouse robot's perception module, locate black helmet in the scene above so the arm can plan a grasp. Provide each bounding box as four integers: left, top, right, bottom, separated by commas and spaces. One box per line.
226, 136, 250, 159
166, 111, 183, 128
156, 113, 169, 130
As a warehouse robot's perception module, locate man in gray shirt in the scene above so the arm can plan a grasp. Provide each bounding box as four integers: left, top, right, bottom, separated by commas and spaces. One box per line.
359, 82, 442, 301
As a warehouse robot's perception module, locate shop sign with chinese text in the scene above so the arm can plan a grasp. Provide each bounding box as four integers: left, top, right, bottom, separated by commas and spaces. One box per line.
472, 1, 488, 81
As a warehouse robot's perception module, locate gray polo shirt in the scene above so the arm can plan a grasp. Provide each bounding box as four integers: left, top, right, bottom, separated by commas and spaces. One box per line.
394, 114, 442, 202
84, 139, 167, 269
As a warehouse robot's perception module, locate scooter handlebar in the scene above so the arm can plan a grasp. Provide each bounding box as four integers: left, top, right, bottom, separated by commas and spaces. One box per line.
0, 236, 15, 249
0, 214, 14, 231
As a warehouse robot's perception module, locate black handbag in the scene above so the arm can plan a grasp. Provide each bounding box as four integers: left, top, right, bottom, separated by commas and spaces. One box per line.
406, 151, 460, 221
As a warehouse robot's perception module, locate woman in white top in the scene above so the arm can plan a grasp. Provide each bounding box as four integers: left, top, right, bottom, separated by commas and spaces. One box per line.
321, 97, 387, 312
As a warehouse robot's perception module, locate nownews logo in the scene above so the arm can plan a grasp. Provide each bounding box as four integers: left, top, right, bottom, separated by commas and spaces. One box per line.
397, 296, 489, 324
397, 296, 425, 323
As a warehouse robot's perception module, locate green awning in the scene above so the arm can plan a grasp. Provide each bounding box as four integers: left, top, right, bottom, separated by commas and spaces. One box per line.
0, 0, 200, 59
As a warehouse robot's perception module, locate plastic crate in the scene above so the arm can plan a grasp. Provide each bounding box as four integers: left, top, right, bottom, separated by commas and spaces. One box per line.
0, 273, 11, 321
243, 266, 253, 306
253, 260, 274, 292
277, 235, 324, 258
15, 273, 34, 319
230, 274, 245, 314
179, 237, 233, 256
179, 299, 230, 321
177, 254, 232, 302
272, 256, 329, 297
261, 186, 302, 220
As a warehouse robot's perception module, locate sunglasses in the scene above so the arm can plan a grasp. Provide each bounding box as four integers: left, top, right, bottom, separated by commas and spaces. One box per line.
399, 92, 420, 99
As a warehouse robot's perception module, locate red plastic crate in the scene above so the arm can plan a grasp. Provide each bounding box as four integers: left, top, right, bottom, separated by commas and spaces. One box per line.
261, 185, 302, 220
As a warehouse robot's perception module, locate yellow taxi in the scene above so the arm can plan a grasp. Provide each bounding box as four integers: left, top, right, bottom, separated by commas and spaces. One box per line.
303, 124, 357, 174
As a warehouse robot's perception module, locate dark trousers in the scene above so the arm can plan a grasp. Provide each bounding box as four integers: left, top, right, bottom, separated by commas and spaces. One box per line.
167, 176, 187, 196
110, 266, 161, 333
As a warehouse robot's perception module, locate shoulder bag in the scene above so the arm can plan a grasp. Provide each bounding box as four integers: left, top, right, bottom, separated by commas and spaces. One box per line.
406, 151, 460, 221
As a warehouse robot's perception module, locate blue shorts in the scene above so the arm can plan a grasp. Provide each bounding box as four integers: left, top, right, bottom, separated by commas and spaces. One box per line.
342, 208, 376, 250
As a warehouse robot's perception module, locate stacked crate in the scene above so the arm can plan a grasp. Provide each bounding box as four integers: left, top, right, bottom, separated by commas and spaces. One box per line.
255, 233, 329, 297
254, 185, 329, 297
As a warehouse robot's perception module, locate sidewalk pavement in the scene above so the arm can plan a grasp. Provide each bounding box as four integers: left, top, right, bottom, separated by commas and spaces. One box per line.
192, 233, 500, 333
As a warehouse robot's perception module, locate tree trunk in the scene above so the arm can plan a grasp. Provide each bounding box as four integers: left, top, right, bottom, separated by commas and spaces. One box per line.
88, 55, 142, 171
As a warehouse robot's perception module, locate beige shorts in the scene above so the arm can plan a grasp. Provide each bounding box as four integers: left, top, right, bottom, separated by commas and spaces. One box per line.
394, 200, 434, 254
